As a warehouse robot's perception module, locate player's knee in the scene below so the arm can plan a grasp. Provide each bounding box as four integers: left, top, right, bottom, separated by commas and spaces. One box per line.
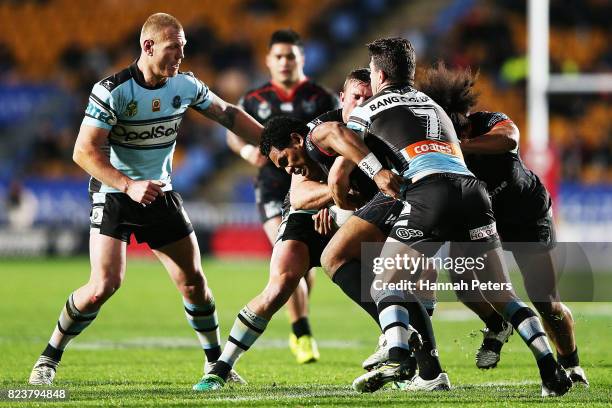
91, 275, 122, 304
179, 271, 207, 299
320, 246, 344, 278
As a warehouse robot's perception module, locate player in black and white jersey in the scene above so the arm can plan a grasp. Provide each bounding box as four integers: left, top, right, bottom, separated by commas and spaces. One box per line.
192, 68, 382, 391
312, 37, 570, 396
418, 63, 587, 385
28, 13, 263, 387
225, 30, 339, 362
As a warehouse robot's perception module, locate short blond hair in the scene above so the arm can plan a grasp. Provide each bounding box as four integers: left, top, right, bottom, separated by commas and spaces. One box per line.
140, 13, 183, 43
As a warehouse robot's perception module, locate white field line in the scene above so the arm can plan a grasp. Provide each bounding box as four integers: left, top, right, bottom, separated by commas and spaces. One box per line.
71, 338, 364, 350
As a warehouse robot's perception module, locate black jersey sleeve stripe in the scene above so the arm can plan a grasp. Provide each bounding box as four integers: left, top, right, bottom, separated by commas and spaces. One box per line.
348, 116, 370, 128
90, 94, 117, 115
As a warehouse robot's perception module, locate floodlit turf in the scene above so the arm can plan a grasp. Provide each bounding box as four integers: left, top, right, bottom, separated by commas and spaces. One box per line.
1, 257, 610, 407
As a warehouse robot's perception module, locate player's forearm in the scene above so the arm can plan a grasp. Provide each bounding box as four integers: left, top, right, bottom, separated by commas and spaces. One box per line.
227, 106, 263, 144
318, 122, 371, 164
73, 145, 131, 193
203, 99, 263, 144
461, 124, 519, 154
226, 129, 248, 155
290, 181, 333, 210
328, 157, 355, 210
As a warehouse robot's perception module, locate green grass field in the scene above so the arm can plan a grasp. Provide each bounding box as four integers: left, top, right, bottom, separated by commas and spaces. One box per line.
1, 257, 610, 407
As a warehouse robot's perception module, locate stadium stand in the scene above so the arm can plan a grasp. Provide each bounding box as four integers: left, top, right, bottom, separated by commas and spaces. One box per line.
0, 0, 610, 252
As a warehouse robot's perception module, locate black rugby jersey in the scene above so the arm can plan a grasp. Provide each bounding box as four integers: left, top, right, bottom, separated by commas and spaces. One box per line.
464, 111, 542, 215
347, 85, 473, 180
241, 78, 339, 169
305, 109, 383, 201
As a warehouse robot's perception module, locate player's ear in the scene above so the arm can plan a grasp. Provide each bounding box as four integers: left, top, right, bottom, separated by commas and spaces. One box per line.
143, 39, 154, 56
290, 132, 303, 146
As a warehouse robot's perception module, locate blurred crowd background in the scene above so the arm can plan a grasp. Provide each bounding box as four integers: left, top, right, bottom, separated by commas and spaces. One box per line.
0, 0, 610, 256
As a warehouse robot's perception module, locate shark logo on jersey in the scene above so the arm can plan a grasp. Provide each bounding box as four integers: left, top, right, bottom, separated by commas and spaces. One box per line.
124, 100, 138, 117
172, 95, 181, 109
258, 102, 271, 120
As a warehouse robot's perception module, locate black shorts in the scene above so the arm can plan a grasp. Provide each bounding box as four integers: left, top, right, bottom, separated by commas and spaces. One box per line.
276, 211, 330, 269
494, 180, 555, 251
255, 162, 292, 223
354, 192, 405, 236
388, 174, 501, 256
89, 191, 193, 249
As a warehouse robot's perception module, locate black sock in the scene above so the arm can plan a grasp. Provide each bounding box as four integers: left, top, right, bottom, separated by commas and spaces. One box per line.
209, 360, 232, 381
403, 295, 442, 380
204, 346, 222, 363
332, 261, 380, 328
537, 353, 557, 378
389, 346, 411, 362
558, 347, 579, 368
482, 311, 505, 333
291, 317, 312, 338
42, 344, 63, 363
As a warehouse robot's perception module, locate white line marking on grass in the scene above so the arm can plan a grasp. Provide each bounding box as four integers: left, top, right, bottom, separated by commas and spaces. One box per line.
206, 388, 355, 402
467, 380, 540, 387
71, 338, 364, 350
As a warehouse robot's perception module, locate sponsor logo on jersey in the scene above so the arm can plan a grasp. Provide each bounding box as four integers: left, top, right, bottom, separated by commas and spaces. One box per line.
280, 102, 293, 112
368, 94, 429, 112
395, 227, 423, 240
469, 223, 497, 241
257, 102, 271, 119
152, 98, 161, 112
402, 140, 463, 161
111, 117, 182, 145
124, 100, 138, 117
172, 95, 182, 109
86, 103, 115, 125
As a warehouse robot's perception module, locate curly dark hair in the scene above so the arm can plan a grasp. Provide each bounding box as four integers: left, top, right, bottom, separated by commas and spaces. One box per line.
259, 116, 309, 157
366, 37, 415, 86
418, 62, 480, 134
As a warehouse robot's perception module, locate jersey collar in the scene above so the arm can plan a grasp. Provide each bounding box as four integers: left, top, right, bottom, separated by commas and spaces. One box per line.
130, 60, 168, 90
270, 78, 309, 102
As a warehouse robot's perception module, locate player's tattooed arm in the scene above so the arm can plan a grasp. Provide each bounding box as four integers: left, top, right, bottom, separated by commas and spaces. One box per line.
290, 173, 333, 210
460, 121, 519, 154
202, 93, 263, 144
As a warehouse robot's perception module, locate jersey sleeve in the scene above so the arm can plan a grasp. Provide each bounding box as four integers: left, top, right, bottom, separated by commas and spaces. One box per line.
469, 111, 512, 136
346, 105, 370, 139
183, 73, 213, 111
82, 83, 118, 130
